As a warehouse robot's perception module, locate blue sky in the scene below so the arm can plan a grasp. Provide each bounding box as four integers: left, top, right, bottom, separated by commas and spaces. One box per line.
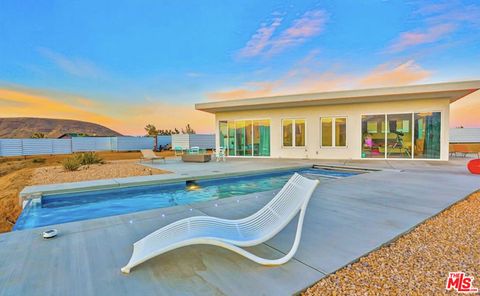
0, 0, 479, 134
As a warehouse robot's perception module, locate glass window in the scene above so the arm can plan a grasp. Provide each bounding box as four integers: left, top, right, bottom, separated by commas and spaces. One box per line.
321, 117, 346, 147
295, 119, 306, 147
282, 119, 293, 147
227, 121, 235, 156
253, 120, 270, 156
219, 121, 228, 154
362, 115, 386, 158
235, 121, 246, 156
335, 118, 347, 147
386, 114, 412, 159
245, 120, 253, 156
321, 118, 332, 147
414, 112, 441, 159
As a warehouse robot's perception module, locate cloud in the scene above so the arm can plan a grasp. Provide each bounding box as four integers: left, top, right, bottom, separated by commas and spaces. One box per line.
38, 47, 107, 79
122, 100, 214, 135
387, 23, 456, 53
450, 91, 480, 128
237, 17, 283, 58
237, 9, 327, 58
359, 60, 431, 87
0, 85, 214, 135
208, 82, 276, 100
209, 52, 431, 100
386, 1, 480, 54
267, 10, 327, 56
0, 87, 117, 125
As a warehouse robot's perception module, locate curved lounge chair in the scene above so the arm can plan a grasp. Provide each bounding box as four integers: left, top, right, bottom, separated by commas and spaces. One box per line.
121, 173, 319, 273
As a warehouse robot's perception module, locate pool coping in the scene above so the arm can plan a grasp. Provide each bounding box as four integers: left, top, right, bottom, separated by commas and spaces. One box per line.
19, 164, 313, 206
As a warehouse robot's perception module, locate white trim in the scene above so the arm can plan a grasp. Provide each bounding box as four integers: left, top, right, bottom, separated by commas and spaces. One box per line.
281, 118, 306, 148
320, 116, 348, 148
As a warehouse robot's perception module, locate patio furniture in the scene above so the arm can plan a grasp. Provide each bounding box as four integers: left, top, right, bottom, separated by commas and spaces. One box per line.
181, 153, 211, 162
174, 146, 184, 156
467, 159, 480, 174
189, 146, 200, 154
215, 147, 226, 162
121, 173, 319, 273
140, 149, 165, 163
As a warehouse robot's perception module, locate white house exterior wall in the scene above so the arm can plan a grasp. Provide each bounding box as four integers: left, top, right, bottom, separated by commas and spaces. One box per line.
214, 98, 451, 160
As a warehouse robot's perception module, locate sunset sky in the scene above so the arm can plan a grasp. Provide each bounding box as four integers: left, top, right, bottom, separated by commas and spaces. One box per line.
0, 0, 479, 135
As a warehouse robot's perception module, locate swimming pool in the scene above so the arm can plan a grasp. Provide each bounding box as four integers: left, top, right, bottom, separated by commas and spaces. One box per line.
14, 167, 358, 230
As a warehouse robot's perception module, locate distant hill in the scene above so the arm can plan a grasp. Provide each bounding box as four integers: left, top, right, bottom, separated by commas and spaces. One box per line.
0, 117, 123, 138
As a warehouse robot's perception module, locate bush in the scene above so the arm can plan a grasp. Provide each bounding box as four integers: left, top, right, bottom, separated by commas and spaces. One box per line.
62, 157, 81, 171
75, 152, 104, 165
32, 158, 46, 164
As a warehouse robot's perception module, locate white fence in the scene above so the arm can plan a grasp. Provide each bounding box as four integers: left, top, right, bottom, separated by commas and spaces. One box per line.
172, 134, 215, 149
0, 136, 172, 157
450, 128, 480, 143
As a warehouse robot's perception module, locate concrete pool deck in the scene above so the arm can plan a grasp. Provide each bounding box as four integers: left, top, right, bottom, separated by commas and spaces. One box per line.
1, 158, 479, 295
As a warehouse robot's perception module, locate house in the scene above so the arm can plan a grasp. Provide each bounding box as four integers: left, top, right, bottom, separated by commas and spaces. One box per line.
196, 80, 480, 161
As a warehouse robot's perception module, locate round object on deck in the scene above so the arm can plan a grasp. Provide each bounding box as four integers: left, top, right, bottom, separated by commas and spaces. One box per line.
42, 229, 58, 239
467, 159, 480, 174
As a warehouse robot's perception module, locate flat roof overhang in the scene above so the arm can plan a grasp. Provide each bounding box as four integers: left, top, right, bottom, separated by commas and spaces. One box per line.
195, 80, 480, 113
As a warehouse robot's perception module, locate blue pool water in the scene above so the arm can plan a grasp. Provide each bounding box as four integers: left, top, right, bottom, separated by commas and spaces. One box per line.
14, 168, 357, 230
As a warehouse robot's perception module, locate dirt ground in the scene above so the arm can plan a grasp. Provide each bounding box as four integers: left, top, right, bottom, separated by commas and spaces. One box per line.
303, 191, 480, 295
0, 151, 173, 233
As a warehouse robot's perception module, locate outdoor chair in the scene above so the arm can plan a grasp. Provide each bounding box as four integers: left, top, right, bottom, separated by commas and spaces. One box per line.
121, 173, 319, 273
174, 146, 184, 156
215, 147, 226, 162
140, 149, 166, 163
189, 146, 200, 154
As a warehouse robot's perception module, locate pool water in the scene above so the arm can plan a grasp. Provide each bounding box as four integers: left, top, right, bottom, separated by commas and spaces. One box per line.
14, 168, 357, 230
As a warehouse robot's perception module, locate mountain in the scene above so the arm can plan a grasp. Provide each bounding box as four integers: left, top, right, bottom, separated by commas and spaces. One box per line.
0, 117, 123, 138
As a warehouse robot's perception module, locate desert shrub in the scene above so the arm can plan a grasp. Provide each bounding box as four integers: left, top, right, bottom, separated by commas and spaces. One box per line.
32, 158, 46, 164
74, 152, 104, 165
62, 157, 81, 171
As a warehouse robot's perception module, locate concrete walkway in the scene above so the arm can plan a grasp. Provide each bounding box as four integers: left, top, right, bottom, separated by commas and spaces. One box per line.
1, 159, 479, 295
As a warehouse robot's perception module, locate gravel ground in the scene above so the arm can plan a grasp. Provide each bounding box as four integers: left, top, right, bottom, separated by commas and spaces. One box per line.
30, 160, 168, 185
303, 191, 480, 296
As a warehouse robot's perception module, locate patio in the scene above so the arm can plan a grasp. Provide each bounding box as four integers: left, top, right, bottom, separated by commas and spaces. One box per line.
1, 158, 478, 295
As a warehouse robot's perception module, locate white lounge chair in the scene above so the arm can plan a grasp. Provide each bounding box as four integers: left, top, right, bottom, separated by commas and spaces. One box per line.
121, 173, 319, 273
140, 149, 165, 163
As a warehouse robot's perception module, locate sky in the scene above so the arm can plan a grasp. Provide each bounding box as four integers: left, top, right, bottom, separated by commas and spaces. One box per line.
0, 0, 479, 135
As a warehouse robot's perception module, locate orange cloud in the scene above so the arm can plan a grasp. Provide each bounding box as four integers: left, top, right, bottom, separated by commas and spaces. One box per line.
450, 91, 480, 128
388, 23, 456, 53
207, 82, 275, 100
359, 60, 431, 87
119, 100, 214, 135
0, 86, 214, 135
0, 88, 117, 126
208, 57, 431, 101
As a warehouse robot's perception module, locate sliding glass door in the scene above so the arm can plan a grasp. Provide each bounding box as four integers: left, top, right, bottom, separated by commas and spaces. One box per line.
220, 119, 270, 157
361, 115, 386, 158
414, 112, 441, 159
386, 114, 412, 159
253, 120, 270, 156
362, 112, 441, 159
